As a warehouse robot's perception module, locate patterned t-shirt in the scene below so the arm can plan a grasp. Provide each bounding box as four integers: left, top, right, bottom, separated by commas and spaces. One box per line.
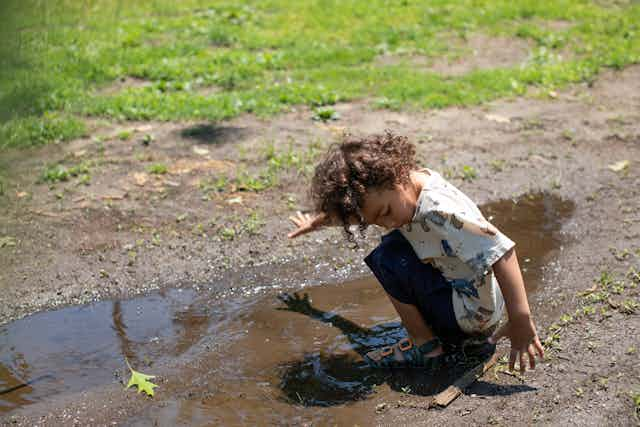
399, 169, 515, 334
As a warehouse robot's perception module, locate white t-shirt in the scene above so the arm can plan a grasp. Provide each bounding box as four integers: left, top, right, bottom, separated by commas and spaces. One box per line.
399, 170, 515, 333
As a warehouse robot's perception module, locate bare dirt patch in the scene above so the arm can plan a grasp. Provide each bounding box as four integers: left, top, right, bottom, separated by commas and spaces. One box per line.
375, 33, 532, 76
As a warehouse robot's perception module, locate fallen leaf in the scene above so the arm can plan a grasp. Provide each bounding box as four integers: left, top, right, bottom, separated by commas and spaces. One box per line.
125, 359, 158, 397
227, 196, 243, 205
607, 160, 629, 172
16, 191, 28, 198
0, 236, 16, 248
548, 90, 558, 98
135, 125, 153, 133
484, 114, 511, 124
168, 159, 233, 175
164, 180, 180, 187
101, 191, 128, 200
193, 146, 210, 156
73, 150, 87, 157
133, 172, 149, 186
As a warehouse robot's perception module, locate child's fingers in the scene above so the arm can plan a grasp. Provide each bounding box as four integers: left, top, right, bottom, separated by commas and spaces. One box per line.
527, 345, 536, 369
509, 348, 517, 371
519, 351, 526, 374
534, 336, 545, 359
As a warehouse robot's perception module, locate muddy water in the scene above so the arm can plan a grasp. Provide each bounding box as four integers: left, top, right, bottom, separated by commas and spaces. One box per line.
0, 193, 574, 424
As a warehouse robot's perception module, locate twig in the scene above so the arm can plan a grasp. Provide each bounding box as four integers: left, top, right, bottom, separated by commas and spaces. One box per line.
431, 352, 500, 408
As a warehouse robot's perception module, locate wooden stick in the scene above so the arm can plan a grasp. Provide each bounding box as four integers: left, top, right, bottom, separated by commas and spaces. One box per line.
430, 352, 500, 408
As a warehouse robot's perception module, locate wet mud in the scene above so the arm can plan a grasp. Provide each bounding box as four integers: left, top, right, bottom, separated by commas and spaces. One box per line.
1, 192, 574, 423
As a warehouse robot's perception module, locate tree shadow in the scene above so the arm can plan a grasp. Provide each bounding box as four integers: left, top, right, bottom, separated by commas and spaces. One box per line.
179, 123, 248, 145
276, 292, 536, 407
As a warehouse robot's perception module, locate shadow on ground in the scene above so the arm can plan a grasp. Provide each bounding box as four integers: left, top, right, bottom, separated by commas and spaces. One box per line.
276, 293, 536, 407
179, 123, 249, 145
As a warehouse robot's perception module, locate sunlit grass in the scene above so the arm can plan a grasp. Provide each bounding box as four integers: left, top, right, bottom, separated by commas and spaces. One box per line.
1, 0, 639, 149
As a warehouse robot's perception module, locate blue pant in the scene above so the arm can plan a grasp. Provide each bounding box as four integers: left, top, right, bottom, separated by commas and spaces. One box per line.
364, 230, 468, 345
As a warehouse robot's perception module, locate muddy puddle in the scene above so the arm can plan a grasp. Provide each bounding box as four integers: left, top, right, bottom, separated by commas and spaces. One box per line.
1, 192, 574, 424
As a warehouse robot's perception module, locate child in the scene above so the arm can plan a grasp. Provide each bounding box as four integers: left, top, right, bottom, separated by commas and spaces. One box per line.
288, 131, 544, 373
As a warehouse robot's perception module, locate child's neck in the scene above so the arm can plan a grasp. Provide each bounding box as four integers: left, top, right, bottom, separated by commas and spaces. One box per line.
409, 169, 429, 199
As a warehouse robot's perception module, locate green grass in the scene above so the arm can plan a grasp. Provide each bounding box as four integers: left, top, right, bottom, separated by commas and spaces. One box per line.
146, 163, 168, 174
1, 0, 639, 149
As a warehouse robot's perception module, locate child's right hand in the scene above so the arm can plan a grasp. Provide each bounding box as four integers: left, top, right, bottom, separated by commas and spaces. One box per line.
288, 211, 327, 238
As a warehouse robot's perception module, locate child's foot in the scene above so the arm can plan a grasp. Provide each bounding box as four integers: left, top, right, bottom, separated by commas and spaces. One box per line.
364, 337, 446, 369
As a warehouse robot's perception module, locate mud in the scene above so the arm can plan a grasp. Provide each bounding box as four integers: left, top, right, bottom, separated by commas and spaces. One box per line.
1, 193, 574, 424
1, 66, 639, 425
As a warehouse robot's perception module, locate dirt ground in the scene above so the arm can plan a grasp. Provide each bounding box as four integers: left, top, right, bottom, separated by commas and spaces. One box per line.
1, 64, 639, 426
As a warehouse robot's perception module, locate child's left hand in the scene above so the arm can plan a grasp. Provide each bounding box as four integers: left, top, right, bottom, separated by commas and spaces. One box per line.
488, 315, 544, 373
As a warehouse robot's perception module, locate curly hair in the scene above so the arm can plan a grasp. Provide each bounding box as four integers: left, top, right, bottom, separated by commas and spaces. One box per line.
310, 130, 417, 240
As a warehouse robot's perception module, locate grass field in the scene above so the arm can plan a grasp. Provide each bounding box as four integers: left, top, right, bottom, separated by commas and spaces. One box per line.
0, 0, 638, 149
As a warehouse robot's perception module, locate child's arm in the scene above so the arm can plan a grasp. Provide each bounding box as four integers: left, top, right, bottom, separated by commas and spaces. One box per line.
489, 248, 545, 373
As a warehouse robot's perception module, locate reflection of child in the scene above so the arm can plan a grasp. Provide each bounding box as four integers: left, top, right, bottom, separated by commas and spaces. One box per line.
288, 132, 544, 372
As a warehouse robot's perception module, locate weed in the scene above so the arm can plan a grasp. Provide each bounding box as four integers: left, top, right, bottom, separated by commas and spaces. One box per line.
242, 212, 264, 236
200, 176, 229, 194
234, 169, 273, 191
312, 107, 340, 122
147, 163, 168, 175
631, 391, 640, 418
41, 165, 70, 183
141, 134, 155, 146
373, 97, 401, 111
620, 299, 639, 315
77, 173, 91, 186
490, 159, 506, 172
219, 227, 236, 241
118, 130, 132, 141
41, 162, 91, 183
460, 165, 477, 181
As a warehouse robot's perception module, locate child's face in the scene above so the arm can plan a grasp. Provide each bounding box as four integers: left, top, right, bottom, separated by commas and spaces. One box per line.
361, 182, 418, 230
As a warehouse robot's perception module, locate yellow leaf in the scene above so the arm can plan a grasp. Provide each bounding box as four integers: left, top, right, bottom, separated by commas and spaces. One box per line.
607, 160, 629, 172
484, 113, 510, 123
125, 359, 158, 397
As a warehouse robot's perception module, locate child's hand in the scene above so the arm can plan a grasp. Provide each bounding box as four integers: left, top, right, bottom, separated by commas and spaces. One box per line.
488, 314, 544, 373
288, 211, 327, 238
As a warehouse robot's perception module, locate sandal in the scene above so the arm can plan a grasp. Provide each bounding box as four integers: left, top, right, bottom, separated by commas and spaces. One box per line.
364, 337, 446, 370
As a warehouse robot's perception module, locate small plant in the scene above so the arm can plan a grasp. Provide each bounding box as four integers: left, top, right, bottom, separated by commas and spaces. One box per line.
312, 107, 340, 122
41, 164, 70, 183
490, 159, 506, 172
147, 163, 168, 175
200, 176, 229, 194
631, 392, 640, 419
242, 212, 264, 236
620, 299, 639, 315
41, 162, 91, 183
118, 130, 132, 141
219, 227, 236, 241
373, 97, 401, 111
141, 134, 155, 146
460, 165, 477, 181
